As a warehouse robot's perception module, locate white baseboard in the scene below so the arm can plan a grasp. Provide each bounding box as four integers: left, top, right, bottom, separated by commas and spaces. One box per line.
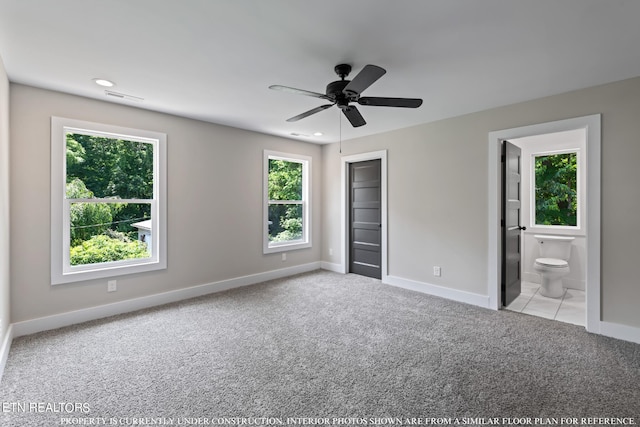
12, 262, 321, 339
384, 275, 491, 309
3, 263, 638, 389
320, 261, 343, 273
0, 324, 14, 384
599, 321, 640, 344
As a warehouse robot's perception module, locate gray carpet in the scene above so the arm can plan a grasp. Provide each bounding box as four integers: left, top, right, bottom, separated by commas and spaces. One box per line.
0, 270, 638, 426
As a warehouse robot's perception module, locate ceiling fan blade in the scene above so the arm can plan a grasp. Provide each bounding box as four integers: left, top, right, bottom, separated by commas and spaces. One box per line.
269, 85, 332, 100
286, 104, 334, 122
343, 65, 386, 96
358, 97, 423, 108
342, 106, 366, 127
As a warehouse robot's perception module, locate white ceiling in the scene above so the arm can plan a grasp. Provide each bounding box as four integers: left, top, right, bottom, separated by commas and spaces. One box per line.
1, 0, 639, 144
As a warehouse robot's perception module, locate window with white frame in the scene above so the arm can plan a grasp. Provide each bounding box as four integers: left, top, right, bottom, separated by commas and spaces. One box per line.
533, 150, 579, 228
51, 117, 166, 284
263, 150, 311, 253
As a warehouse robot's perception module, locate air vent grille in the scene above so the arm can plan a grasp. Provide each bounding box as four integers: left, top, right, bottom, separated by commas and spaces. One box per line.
104, 90, 144, 103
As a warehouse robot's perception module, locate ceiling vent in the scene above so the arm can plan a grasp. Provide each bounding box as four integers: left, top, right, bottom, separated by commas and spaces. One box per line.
104, 90, 144, 103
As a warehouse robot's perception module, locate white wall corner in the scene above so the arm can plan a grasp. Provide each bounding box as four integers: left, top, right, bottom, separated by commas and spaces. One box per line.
385, 275, 491, 309
320, 261, 344, 273
0, 324, 14, 385
12, 262, 322, 339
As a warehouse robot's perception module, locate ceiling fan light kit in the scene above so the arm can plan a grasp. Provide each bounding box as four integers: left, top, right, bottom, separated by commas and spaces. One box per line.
270, 64, 423, 128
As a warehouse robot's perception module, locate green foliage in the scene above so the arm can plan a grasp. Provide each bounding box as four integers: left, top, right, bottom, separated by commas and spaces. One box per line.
268, 159, 303, 242
269, 205, 303, 242
268, 159, 302, 200
66, 133, 152, 234
66, 137, 85, 169
535, 153, 577, 226
65, 133, 153, 264
270, 229, 302, 243
69, 235, 149, 266
67, 178, 113, 246
66, 133, 153, 198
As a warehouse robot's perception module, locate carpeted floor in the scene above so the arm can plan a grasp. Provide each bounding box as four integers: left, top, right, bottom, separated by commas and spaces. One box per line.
0, 270, 638, 426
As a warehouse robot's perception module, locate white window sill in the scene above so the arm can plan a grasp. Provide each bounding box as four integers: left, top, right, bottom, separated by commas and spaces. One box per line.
264, 241, 311, 254
53, 258, 166, 285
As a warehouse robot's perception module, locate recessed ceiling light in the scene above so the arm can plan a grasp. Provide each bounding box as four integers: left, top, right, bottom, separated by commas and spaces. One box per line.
313, 132, 323, 137
93, 78, 115, 87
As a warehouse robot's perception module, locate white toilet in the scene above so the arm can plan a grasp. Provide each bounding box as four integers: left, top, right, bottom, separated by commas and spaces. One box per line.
533, 235, 574, 298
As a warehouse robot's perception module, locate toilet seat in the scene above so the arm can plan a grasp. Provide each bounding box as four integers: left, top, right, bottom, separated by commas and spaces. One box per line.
535, 258, 568, 268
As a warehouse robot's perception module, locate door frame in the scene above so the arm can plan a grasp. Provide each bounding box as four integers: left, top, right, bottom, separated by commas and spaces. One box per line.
341, 150, 388, 279
487, 115, 601, 334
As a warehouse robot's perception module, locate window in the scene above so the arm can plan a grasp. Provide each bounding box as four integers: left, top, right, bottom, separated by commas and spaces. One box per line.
533, 151, 578, 227
263, 150, 311, 253
51, 117, 166, 284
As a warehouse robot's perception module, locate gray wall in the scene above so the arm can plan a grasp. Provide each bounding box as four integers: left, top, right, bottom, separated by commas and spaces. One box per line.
322, 76, 640, 329
0, 57, 9, 342
7, 76, 640, 331
9, 84, 322, 323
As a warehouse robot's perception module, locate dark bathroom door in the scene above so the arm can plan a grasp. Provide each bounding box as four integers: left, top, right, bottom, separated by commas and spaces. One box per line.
349, 159, 382, 279
502, 141, 524, 306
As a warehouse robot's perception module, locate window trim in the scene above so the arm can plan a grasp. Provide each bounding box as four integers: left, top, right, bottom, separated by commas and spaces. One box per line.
530, 148, 581, 232
51, 117, 167, 285
263, 150, 311, 254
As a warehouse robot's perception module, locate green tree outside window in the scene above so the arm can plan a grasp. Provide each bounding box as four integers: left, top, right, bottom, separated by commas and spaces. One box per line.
535, 152, 577, 226
268, 159, 303, 243
66, 133, 153, 265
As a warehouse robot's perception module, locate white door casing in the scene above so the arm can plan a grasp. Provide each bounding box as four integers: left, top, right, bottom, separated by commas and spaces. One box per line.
341, 150, 388, 280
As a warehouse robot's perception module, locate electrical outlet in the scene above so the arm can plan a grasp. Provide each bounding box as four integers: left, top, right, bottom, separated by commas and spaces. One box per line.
107, 280, 117, 292
329, 248, 333, 256
282, 252, 287, 262
433, 266, 441, 277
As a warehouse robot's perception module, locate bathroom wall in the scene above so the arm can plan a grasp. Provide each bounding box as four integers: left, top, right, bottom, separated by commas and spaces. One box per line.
512, 130, 587, 290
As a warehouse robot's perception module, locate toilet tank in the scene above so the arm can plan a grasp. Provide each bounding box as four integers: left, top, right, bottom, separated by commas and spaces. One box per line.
534, 235, 574, 260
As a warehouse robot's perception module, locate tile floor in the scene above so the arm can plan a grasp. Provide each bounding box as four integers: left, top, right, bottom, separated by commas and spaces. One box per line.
505, 281, 585, 326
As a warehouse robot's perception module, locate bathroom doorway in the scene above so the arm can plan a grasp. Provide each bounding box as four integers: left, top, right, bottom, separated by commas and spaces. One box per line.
505, 130, 586, 326
487, 115, 601, 334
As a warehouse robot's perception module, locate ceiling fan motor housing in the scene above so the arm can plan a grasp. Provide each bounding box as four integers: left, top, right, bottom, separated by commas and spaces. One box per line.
326, 80, 354, 109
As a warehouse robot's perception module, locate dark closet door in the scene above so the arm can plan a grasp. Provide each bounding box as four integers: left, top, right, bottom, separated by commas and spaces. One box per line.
349, 159, 381, 279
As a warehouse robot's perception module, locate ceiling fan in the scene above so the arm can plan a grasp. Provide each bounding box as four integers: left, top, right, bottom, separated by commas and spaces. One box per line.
269, 64, 423, 128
